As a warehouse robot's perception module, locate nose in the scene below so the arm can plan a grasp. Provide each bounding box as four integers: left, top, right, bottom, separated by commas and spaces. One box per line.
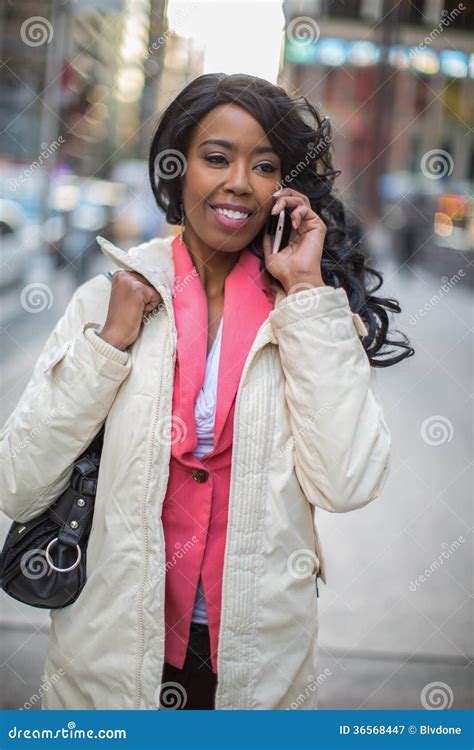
223, 160, 251, 195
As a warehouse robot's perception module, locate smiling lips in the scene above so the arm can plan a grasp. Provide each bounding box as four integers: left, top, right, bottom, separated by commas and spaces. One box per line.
208, 202, 254, 230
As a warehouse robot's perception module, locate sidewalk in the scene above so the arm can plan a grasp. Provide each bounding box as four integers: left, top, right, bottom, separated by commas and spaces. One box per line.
1, 240, 472, 710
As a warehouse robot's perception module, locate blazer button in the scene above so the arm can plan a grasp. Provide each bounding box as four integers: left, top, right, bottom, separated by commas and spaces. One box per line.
192, 468, 209, 483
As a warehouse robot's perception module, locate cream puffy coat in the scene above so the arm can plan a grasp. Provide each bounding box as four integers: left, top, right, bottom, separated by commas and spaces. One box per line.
0, 234, 391, 710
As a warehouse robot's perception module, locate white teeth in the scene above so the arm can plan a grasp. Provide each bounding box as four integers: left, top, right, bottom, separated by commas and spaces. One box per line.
213, 206, 249, 220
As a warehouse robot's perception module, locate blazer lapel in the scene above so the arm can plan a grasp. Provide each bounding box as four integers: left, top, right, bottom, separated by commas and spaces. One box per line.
171, 235, 276, 458
171, 235, 207, 457
214, 248, 275, 448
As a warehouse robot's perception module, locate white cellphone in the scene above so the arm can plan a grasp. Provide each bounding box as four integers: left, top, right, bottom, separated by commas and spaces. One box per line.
272, 209, 286, 254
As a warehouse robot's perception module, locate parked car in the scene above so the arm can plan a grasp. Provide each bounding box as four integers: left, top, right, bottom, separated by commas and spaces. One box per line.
0, 200, 41, 289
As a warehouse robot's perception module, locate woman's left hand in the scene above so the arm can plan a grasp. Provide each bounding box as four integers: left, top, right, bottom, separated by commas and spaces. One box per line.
263, 187, 327, 294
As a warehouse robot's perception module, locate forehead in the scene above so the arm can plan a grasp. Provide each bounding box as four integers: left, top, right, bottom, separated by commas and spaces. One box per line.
190, 103, 271, 148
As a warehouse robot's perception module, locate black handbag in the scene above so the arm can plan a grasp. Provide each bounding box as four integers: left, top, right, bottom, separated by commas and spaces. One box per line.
0, 271, 114, 609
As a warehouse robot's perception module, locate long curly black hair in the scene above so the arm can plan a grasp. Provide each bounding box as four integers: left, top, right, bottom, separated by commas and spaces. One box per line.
148, 73, 414, 367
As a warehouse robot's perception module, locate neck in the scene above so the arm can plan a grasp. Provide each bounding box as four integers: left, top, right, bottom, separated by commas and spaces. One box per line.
182, 228, 242, 298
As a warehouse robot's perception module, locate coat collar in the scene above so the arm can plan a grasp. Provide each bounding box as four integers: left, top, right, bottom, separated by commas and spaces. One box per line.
96, 233, 286, 308
95, 235, 286, 428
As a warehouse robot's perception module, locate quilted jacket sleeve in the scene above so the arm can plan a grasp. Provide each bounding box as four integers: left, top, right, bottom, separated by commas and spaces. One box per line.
268, 284, 391, 514
0, 279, 132, 523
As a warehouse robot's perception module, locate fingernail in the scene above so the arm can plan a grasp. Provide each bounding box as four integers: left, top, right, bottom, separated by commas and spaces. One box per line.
272, 189, 282, 196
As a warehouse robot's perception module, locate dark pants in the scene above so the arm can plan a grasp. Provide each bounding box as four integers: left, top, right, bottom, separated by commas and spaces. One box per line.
159, 622, 217, 710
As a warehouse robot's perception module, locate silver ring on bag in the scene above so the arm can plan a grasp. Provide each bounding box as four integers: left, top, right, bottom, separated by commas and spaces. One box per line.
45, 538, 82, 573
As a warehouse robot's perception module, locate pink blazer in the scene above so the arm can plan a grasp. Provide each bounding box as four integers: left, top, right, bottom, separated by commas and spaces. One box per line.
161, 235, 276, 672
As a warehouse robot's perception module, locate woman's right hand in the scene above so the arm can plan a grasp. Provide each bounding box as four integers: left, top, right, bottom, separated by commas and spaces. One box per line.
98, 270, 163, 351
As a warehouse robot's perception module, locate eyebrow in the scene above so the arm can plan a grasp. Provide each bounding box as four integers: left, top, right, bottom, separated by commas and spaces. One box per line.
198, 138, 278, 156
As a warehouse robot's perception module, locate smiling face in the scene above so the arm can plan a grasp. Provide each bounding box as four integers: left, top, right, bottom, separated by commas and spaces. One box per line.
180, 103, 282, 254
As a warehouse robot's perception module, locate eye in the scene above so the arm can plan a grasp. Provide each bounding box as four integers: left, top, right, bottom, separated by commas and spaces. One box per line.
204, 154, 228, 165
256, 162, 278, 174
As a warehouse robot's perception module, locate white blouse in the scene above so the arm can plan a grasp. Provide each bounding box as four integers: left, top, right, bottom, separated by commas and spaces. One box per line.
191, 317, 224, 624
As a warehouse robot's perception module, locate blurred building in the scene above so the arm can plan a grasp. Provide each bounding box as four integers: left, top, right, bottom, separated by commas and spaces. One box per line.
0, 0, 168, 176
1, 0, 121, 175
281, 0, 473, 223
154, 33, 205, 114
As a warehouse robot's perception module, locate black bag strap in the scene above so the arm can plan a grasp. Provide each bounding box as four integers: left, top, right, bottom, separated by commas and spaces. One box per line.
53, 271, 114, 548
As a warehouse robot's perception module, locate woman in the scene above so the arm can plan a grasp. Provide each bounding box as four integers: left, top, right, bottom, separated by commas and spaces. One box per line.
0, 74, 413, 711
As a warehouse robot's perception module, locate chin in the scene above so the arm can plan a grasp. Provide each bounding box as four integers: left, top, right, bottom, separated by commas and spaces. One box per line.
206, 232, 250, 254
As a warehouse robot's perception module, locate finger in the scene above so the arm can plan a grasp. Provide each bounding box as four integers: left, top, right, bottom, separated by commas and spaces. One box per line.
142, 284, 162, 304
272, 195, 316, 215
273, 188, 310, 205
290, 205, 310, 229
262, 231, 272, 260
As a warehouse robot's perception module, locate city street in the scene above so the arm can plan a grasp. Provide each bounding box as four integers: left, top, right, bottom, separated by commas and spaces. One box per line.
0, 233, 471, 710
